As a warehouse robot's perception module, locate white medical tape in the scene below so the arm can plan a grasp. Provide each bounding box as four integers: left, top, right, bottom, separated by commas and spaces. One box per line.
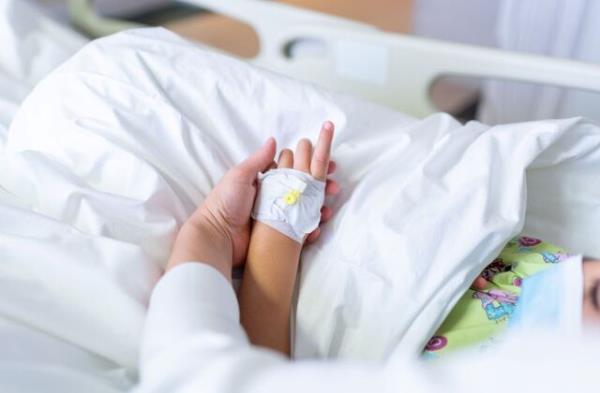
251, 168, 326, 243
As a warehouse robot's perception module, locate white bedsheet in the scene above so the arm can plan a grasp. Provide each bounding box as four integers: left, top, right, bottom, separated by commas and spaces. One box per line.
0, 0, 86, 143
1, 27, 600, 391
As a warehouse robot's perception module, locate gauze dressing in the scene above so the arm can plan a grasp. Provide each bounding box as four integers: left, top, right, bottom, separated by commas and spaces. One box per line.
251, 168, 326, 243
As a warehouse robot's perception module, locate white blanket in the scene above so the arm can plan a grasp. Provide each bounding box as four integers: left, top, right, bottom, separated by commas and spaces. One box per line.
0, 0, 86, 141
2, 27, 600, 390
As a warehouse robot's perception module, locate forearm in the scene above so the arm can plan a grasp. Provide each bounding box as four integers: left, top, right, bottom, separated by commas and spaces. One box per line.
167, 220, 233, 281
239, 222, 302, 355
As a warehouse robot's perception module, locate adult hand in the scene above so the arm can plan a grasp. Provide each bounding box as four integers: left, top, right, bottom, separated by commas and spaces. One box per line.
167, 122, 339, 280
167, 137, 276, 279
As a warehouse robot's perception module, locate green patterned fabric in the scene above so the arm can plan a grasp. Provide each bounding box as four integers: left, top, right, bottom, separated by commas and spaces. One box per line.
423, 236, 569, 359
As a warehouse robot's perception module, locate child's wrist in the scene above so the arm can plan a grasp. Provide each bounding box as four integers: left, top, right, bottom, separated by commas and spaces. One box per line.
252, 221, 304, 251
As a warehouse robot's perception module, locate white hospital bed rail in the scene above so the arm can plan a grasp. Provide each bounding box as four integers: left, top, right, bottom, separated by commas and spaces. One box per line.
71, 0, 600, 118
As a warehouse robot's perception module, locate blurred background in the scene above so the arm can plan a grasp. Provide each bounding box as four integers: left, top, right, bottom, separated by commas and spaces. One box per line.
21, 1, 600, 123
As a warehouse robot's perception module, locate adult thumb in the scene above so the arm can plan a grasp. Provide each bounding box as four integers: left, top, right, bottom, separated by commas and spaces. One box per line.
237, 137, 276, 180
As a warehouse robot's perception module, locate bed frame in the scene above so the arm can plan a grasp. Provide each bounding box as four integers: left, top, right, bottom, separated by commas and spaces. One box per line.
70, 0, 600, 118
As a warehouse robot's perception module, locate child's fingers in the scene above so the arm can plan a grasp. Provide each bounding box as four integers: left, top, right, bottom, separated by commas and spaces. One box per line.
325, 179, 341, 195
310, 121, 334, 180
278, 149, 294, 168
294, 139, 312, 173
471, 276, 489, 290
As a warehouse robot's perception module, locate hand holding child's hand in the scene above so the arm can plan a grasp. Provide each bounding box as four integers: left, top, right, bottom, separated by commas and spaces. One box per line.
167, 121, 339, 280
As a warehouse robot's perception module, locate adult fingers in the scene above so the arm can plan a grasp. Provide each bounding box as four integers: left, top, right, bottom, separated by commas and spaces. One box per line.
310, 121, 334, 180
294, 139, 312, 173
320, 206, 333, 222
236, 138, 276, 181
306, 228, 321, 244
328, 160, 337, 175
472, 276, 489, 290
325, 179, 341, 195
278, 149, 294, 168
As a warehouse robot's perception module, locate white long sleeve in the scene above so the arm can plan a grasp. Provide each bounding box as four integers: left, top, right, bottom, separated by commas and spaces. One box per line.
134, 263, 391, 393
134, 263, 600, 393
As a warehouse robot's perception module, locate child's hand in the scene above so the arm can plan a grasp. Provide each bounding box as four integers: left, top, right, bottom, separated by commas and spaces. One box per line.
274, 121, 340, 243
240, 121, 339, 354
472, 276, 489, 290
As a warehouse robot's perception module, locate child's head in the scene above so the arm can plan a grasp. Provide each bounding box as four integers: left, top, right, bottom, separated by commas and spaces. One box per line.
582, 258, 600, 325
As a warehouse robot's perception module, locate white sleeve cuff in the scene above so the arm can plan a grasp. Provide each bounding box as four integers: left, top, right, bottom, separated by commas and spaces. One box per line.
141, 262, 247, 363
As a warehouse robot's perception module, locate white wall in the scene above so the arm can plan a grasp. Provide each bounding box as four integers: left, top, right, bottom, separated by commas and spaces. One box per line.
412, 0, 499, 47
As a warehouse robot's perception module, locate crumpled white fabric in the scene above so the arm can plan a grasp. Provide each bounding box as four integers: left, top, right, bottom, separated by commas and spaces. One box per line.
0, 0, 86, 142
252, 168, 325, 243
2, 26, 600, 392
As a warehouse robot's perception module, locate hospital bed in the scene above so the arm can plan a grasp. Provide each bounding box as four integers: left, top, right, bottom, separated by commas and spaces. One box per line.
2, 2, 600, 392
68, 0, 600, 118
